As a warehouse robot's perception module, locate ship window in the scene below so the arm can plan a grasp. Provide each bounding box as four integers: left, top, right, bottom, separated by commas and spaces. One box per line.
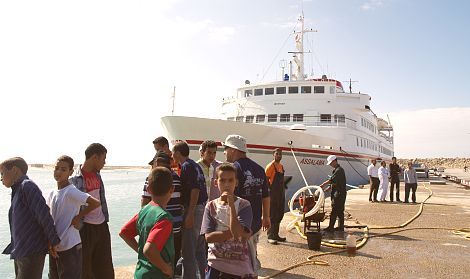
256, 115, 265, 123
268, 114, 277, 122
245, 115, 254, 123
236, 116, 244, 122
293, 114, 303, 122
356, 137, 359, 146
244, 90, 252, 97
320, 114, 331, 123
330, 86, 335, 94
301, 86, 311, 93
314, 86, 325, 94
265, 88, 274, 95
254, 88, 263, 96
276, 87, 286, 94
280, 114, 290, 122
288, 86, 299, 94
334, 114, 345, 123
227, 117, 234, 121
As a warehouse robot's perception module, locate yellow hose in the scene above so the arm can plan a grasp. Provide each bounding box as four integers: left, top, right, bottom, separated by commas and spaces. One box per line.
261, 183, 470, 278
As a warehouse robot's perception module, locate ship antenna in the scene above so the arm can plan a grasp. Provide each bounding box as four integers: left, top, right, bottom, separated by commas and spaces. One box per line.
171, 86, 176, 115
289, 13, 316, 80
343, 78, 359, 93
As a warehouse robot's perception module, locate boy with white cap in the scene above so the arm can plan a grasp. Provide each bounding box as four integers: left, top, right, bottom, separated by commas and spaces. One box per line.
319, 155, 347, 232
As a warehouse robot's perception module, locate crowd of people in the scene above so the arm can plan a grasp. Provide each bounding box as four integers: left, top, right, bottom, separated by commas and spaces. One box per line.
3, 134, 328, 279
367, 157, 418, 203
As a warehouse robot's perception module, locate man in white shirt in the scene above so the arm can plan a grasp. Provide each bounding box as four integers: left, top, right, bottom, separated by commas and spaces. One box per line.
197, 140, 221, 202
367, 159, 379, 202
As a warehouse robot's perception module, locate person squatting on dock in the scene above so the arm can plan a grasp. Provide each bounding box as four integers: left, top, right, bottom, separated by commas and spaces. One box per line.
388, 157, 402, 202
404, 161, 418, 203
377, 161, 390, 202
223, 134, 270, 276
265, 148, 287, 244
367, 159, 379, 202
319, 155, 347, 232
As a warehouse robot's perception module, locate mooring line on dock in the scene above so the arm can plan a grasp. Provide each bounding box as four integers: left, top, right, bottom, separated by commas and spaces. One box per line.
265, 150, 470, 278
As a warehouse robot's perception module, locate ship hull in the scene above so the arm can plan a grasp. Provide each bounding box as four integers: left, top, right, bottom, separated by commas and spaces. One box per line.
161, 116, 378, 200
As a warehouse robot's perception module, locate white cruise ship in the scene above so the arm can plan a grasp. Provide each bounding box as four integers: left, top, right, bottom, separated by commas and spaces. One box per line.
161, 14, 394, 196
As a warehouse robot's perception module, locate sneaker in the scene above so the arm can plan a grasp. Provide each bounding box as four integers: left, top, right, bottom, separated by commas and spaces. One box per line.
322, 227, 334, 233
334, 227, 344, 232
396, 199, 402, 202
274, 236, 287, 242
267, 238, 278, 245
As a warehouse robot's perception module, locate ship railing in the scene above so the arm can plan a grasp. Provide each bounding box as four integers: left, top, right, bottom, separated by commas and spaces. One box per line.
379, 132, 393, 144
264, 116, 357, 128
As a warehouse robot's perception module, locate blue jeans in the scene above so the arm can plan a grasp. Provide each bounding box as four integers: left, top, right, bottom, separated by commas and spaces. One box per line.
182, 204, 207, 279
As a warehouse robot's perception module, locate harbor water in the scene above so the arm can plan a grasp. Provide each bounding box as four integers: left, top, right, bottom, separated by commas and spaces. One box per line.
0, 167, 149, 278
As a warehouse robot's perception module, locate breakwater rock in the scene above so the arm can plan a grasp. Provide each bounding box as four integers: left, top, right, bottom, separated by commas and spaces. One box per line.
397, 158, 470, 169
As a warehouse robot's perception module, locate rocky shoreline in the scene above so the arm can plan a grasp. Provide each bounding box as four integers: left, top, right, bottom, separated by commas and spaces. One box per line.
397, 158, 470, 169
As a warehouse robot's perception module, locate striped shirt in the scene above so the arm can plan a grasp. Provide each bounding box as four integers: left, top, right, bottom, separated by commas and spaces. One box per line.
142, 171, 183, 233
3, 176, 60, 259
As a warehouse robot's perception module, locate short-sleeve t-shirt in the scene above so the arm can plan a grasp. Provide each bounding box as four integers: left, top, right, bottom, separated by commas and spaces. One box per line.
233, 157, 269, 234
180, 158, 208, 206
201, 198, 254, 277
119, 202, 173, 251
81, 170, 105, 224
46, 184, 90, 251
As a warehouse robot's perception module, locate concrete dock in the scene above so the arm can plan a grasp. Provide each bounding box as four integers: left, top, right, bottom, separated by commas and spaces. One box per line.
116, 179, 470, 278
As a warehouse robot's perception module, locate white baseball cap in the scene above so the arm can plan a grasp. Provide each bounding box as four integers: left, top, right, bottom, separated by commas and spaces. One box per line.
222, 134, 247, 153
326, 155, 337, 165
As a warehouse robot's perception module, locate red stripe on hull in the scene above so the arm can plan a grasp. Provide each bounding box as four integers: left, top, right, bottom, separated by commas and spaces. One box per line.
184, 139, 379, 160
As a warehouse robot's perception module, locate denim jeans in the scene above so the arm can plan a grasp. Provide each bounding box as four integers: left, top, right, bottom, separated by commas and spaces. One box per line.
182, 204, 207, 279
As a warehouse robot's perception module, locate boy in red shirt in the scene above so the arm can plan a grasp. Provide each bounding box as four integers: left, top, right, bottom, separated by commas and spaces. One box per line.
120, 167, 175, 278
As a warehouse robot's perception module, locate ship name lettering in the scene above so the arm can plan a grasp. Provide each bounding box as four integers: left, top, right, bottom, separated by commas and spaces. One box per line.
299, 158, 325, 166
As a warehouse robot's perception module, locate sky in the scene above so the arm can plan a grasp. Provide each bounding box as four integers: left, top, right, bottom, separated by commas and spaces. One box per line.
1, 0, 469, 165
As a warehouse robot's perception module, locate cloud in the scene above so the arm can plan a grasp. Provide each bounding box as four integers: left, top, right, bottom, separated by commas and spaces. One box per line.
361, 0, 384, 11
171, 18, 236, 45
386, 107, 470, 158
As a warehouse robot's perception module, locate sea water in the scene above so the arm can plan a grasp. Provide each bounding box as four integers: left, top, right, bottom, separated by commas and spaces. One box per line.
0, 167, 149, 278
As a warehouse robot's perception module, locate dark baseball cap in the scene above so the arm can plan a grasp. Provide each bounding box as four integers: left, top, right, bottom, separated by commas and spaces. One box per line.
148, 151, 171, 166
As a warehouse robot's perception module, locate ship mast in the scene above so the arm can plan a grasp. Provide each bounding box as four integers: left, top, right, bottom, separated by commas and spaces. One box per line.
291, 13, 316, 80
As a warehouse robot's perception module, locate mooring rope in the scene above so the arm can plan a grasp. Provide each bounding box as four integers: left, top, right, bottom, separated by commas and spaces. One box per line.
261, 146, 470, 278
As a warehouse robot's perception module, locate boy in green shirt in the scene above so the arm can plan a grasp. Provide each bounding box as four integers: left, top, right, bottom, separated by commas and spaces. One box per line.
120, 167, 175, 278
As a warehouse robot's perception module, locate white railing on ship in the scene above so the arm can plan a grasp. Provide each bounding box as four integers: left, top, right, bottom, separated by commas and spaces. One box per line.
238, 116, 357, 129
